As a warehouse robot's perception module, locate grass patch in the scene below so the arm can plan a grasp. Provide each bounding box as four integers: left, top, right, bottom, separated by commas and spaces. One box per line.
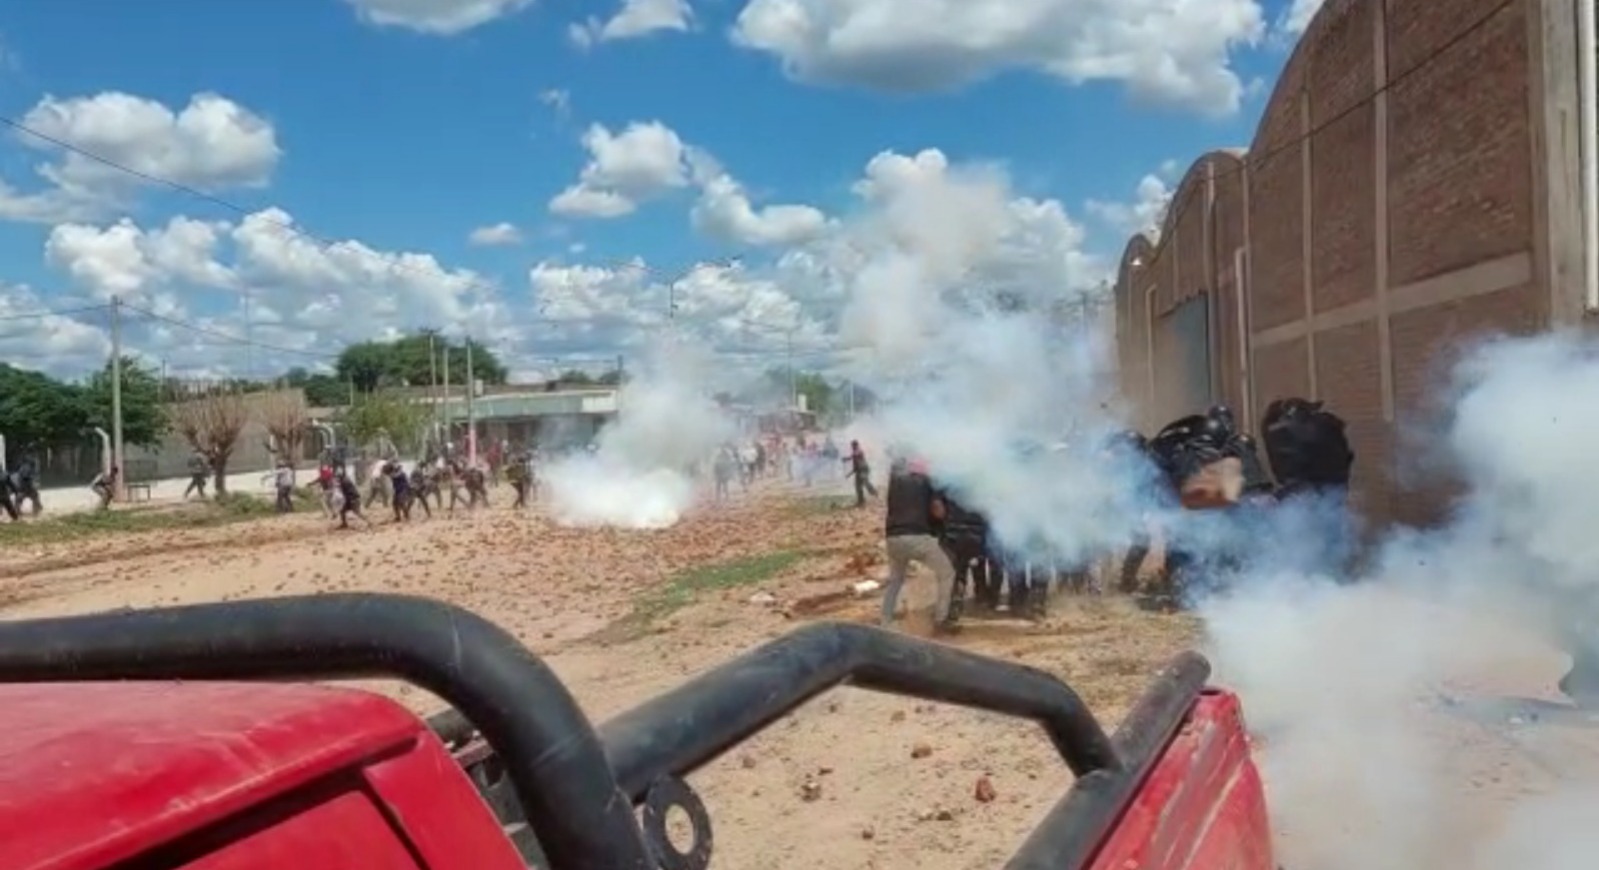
597, 549, 810, 642
0, 491, 302, 545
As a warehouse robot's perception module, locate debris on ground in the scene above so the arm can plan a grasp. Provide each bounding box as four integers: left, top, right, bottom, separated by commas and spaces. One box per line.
974, 775, 996, 803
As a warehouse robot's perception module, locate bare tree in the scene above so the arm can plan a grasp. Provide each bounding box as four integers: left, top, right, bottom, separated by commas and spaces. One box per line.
260, 390, 310, 468
169, 390, 250, 495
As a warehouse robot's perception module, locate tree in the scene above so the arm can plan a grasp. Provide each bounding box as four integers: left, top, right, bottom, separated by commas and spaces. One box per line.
0, 363, 88, 458
283, 367, 348, 407
556, 368, 623, 386
338, 391, 429, 456
169, 390, 250, 495
82, 357, 168, 447
336, 342, 395, 394
758, 367, 834, 417
334, 333, 508, 395
260, 390, 310, 468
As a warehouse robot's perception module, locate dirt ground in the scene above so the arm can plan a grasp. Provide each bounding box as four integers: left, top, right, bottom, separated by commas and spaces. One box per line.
0, 479, 1200, 868
4, 480, 1595, 868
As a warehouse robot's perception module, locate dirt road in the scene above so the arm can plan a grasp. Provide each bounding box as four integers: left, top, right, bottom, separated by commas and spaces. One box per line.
0, 482, 1198, 867
3, 483, 1593, 867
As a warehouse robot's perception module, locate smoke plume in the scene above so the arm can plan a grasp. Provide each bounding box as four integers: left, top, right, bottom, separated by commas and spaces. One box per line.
1200, 331, 1599, 868
833, 153, 1144, 570
543, 337, 735, 529
823, 147, 1599, 866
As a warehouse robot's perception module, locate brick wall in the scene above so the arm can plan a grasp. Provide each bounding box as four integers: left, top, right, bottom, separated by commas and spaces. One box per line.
1111, 0, 1571, 526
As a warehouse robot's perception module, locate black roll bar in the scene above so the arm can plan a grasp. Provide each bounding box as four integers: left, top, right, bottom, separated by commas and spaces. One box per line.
0, 594, 1211, 870
598, 621, 1122, 799
1006, 651, 1210, 868
0, 594, 654, 870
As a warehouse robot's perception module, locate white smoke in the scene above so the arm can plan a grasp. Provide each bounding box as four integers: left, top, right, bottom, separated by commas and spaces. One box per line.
821, 148, 1599, 866
1200, 332, 1599, 869
833, 152, 1143, 568
543, 337, 735, 529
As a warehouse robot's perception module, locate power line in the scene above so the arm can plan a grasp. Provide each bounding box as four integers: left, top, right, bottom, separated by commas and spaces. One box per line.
0, 303, 108, 323
1150, 0, 1516, 242
118, 302, 338, 362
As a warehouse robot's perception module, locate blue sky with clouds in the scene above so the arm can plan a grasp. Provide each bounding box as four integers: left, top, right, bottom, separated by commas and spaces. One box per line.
0, 0, 1324, 380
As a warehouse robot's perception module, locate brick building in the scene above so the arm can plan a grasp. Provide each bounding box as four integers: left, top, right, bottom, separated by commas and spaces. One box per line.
1114, 0, 1593, 525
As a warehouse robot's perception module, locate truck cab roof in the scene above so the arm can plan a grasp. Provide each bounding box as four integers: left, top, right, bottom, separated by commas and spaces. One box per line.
0, 682, 422, 870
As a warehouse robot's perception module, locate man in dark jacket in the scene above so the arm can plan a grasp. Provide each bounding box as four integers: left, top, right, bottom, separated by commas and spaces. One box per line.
0, 467, 17, 522
12, 455, 42, 516
938, 487, 991, 618
844, 440, 877, 507
1148, 404, 1271, 604
880, 457, 958, 633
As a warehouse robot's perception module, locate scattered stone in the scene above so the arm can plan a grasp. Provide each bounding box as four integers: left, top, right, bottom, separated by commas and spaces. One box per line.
740, 754, 758, 769
911, 741, 933, 759
890, 711, 906, 723
974, 775, 996, 803
860, 826, 875, 840
800, 777, 823, 802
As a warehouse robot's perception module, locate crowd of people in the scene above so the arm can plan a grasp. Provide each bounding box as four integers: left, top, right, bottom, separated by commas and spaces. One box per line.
873, 397, 1357, 636
708, 433, 846, 502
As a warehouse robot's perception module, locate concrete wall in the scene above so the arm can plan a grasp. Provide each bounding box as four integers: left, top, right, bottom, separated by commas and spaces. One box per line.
131, 389, 318, 480
1114, 0, 1588, 525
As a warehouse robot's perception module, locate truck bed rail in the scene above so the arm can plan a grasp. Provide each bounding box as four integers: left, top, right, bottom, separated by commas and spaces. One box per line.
0, 593, 1208, 870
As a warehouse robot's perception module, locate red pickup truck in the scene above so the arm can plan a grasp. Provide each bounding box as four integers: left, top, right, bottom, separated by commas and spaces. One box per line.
0, 594, 1273, 869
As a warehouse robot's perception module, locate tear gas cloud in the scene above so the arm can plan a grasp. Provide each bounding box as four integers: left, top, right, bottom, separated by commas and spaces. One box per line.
1199, 332, 1599, 868
834, 157, 1152, 570
823, 150, 1599, 866
543, 337, 736, 529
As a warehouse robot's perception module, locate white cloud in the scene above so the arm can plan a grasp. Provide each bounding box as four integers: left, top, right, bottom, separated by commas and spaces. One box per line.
549, 119, 827, 242
0, 283, 111, 377
22, 143, 1100, 382
539, 88, 572, 119
37, 207, 517, 378
548, 121, 690, 218
1085, 173, 1173, 240
0, 91, 279, 224
691, 172, 829, 247
45, 216, 236, 304
468, 222, 522, 245
731, 0, 1267, 116
570, 0, 693, 46
1278, 0, 1325, 36
534, 145, 1102, 365
343, 0, 534, 34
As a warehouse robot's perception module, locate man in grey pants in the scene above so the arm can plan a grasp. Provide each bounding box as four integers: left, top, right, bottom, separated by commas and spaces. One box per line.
879, 457, 959, 633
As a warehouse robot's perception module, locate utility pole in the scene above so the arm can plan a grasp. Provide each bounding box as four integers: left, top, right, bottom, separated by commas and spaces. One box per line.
428, 333, 439, 447
465, 336, 477, 466
442, 344, 452, 448
847, 380, 856, 422
243, 289, 254, 382
786, 328, 797, 409
614, 353, 624, 417
109, 295, 125, 500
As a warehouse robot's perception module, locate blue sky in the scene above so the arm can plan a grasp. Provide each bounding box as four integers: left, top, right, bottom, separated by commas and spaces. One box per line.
0, 0, 1322, 381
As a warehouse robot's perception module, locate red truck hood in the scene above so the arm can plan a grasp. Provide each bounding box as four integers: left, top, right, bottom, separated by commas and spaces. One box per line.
0, 681, 424, 870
